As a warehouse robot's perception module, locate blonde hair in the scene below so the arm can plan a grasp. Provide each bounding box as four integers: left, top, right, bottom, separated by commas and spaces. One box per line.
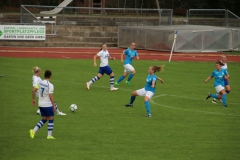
151, 65, 164, 73
32, 66, 41, 73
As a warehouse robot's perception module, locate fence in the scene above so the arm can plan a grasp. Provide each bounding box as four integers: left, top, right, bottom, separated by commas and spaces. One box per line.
20, 5, 173, 26
118, 25, 240, 52
188, 9, 240, 27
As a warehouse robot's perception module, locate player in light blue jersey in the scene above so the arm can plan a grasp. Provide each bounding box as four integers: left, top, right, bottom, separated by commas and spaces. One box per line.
212, 55, 231, 103
205, 60, 230, 107
115, 42, 139, 86
125, 65, 164, 117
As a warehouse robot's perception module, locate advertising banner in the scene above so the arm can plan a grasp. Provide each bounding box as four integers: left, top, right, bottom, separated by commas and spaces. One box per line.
0, 25, 45, 40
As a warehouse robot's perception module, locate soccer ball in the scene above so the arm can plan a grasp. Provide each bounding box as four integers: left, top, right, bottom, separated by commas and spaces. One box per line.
69, 104, 77, 112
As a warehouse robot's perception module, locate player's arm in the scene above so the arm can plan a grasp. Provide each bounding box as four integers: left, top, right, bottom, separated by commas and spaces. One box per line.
93, 54, 98, 67
49, 94, 56, 111
136, 51, 139, 60
32, 87, 37, 106
225, 74, 230, 80
157, 76, 164, 84
205, 76, 213, 83
121, 50, 127, 63
151, 80, 156, 88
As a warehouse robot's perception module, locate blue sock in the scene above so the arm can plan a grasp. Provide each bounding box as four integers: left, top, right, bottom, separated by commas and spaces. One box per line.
144, 101, 151, 115
210, 94, 218, 99
117, 75, 125, 83
222, 94, 227, 106
225, 90, 230, 94
127, 73, 134, 81
130, 96, 136, 104
48, 120, 54, 136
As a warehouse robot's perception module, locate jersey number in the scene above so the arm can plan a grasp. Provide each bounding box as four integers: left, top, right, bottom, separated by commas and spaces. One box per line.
41, 87, 44, 97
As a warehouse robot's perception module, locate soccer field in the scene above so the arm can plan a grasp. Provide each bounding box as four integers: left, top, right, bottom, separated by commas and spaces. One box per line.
0, 57, 240, 160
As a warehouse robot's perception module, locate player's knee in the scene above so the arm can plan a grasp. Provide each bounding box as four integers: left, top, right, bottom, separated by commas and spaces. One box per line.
132, 70, 136, 74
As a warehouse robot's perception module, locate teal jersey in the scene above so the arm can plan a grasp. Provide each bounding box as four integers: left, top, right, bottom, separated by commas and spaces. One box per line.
123, 49, 138, 65
144, 74, 157, 93
211, 68, 228, 87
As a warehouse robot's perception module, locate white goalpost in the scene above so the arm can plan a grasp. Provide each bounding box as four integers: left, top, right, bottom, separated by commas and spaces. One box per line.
168, 30, 178, 62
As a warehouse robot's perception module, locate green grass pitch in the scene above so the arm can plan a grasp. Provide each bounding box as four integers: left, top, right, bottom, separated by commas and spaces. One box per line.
0, 57, 240, 160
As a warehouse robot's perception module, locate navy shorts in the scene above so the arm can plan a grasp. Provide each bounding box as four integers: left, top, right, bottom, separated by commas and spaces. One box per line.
39, 106, 54, 117
98, 66, 113, 75
224, 79, 229, 86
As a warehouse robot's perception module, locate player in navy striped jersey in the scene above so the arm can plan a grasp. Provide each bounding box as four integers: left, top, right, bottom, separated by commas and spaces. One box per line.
30, 70, 56, 139
125, 66, 164, 117
86, 43, 118, 91
32, 67, 66, 115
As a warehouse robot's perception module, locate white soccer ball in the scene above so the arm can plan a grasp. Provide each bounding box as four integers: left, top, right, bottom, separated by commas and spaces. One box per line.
69, 104, 77, 112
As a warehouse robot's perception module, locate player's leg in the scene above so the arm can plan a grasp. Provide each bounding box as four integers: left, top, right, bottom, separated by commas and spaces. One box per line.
206, 85, 226, 106
125, 64, 136, 86
219, 89, 227, 107
115, 66, 129, 85
55, 101, 66, 115
125, 88, 144, 107
144, 91, 154, 117
103, 66, 118, 91
86, 68, 103, 90
30, 107, 47, 138
225, 79, 231, 94
46, 106, 55, 139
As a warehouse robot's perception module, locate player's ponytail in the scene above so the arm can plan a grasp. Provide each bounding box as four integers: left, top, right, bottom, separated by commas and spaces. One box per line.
152, 65, 164, 73
32, 66, 41, 73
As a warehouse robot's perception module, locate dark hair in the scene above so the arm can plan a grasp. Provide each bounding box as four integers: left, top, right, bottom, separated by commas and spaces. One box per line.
151, 65, 164, 73
44, 70, 52, 78
100, 43, 106, 51
216, 60, 224, 66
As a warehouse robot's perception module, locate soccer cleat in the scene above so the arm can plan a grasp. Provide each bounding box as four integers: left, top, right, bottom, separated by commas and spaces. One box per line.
57, 111, 66, 115
219, 99, 223, 103
86, 82, 90, 90
223, 105, 227, 107
47, 136, 55, 140
114, 82, 119, 86
110, 87, 118, 91
125, 104, 133, 107
126, 81, 131, 86
29, 129, 35, 138
206, 93, 211, 100
36, 109, 40, 115
147, 114, 152, 118
212, 100, 217, 104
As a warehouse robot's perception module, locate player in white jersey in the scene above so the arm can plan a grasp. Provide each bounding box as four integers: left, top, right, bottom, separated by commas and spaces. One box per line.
30, 70, 56, 139
212, 55, 231, 103
32, 67, 66, 115
86, 43, 118, 91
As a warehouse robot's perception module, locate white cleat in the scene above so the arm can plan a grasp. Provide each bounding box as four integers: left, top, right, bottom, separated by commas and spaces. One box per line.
110, 87, 118, 91
57, 112, 66, 115
219, 99, 223, 103
86, 82, 90, 90
36, 109, 41, 115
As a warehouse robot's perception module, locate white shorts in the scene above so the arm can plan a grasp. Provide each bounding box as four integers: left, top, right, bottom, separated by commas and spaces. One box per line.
124, 64, 135, 73
136, 88, 154, 99
215, 85, 224, 93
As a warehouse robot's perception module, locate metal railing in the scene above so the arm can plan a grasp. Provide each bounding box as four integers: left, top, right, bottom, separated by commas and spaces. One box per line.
188, 9, 240, 27
20, 5, 173, 26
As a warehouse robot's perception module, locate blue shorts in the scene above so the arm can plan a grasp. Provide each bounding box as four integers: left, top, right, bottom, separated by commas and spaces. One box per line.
224, 79, 229, 86
39, 106, 54, 117
98, 66, 113, 75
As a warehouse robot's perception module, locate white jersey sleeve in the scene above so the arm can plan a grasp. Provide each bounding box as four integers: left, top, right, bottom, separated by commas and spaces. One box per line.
221, 63, 228, 70
32, 75, 38, 87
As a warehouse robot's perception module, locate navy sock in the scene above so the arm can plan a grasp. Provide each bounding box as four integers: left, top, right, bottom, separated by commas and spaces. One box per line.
130, 96, 136, 104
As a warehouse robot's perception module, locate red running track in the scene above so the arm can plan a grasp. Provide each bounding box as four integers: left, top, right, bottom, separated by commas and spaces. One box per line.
0, 47, 240, 62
